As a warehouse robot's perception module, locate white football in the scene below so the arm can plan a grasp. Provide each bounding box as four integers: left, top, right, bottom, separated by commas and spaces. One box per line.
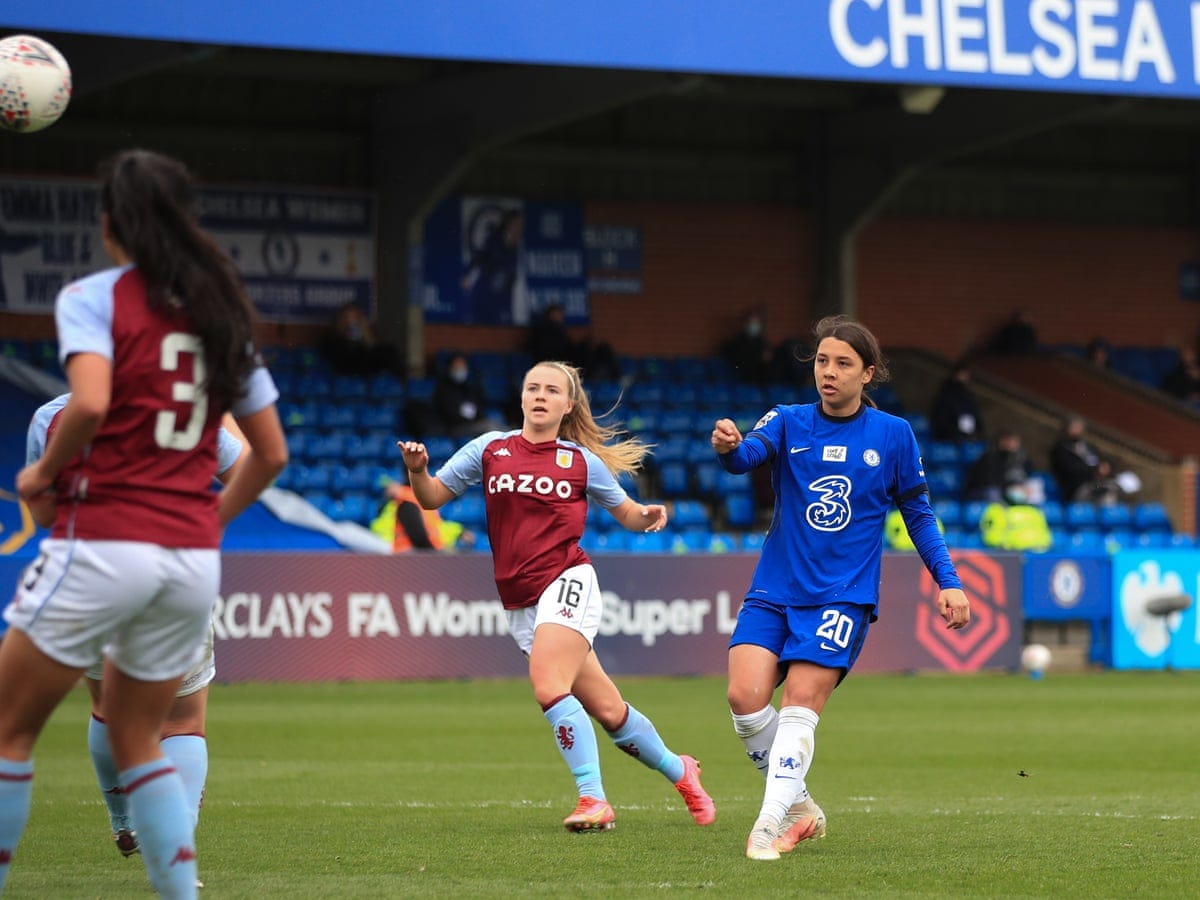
0, 34, 71, 133
1020, 643, 1052, 674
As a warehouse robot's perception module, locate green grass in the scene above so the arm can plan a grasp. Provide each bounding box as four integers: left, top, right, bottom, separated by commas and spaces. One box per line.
5, 672, 1198, 898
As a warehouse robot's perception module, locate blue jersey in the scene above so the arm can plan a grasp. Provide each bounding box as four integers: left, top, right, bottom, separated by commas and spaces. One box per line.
720, 402, 961, 617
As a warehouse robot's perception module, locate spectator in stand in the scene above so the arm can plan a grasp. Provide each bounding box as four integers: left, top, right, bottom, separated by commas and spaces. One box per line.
930, 362, 984, 443
767, 337, 813, 385
528, 303, 619, 382
528, 302, 575, 364
1160, 346, 1200, 403
962, 430, 1040, 505
986, 308, 1038, 356
1084, 337, 1112, 370
1049, 415, 1137, 505
432, 352, 508, 439
722, 309, 772, 384
319, 300, 402, 378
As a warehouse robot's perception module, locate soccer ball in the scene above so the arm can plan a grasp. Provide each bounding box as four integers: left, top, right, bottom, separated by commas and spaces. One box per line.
0, 34, 72, 133
1020, 643, 1052, 677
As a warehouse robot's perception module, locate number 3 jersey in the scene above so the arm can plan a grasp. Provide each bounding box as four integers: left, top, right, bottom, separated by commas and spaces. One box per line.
720, 402, 960, 616
436, 431, 627, 609
47, 264, 277, 547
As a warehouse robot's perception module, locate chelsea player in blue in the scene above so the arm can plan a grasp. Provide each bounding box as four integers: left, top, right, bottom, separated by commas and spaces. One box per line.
712, 315, 971, 861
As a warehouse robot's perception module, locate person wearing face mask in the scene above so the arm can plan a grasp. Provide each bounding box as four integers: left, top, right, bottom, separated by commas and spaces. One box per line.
432, 351, 508, 439
721, 309, 772, 384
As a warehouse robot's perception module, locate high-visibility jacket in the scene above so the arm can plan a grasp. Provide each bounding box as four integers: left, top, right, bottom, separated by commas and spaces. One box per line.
370, 484, 460, 553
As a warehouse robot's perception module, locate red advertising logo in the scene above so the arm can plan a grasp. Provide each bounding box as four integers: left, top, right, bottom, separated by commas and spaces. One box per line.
915, 552, 1011, 672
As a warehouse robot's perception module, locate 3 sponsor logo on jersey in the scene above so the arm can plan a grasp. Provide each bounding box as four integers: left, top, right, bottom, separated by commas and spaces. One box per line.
487, 472, 573, 497
822, 445, 847, 462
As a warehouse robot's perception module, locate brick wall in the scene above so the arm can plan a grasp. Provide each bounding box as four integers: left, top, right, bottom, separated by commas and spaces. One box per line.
858, 217, 1200, 358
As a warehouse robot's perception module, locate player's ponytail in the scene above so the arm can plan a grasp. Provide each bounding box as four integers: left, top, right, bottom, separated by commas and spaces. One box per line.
99, 149, 256, 410
534, 361, 650, 477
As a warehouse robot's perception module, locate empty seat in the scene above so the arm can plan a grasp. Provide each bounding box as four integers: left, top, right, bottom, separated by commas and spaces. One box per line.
658, 461, 691, 497
1066, 502, 1099, 530
1132, 502, 1172, 532
723, 493, 756, 529
672, 500, 711, 528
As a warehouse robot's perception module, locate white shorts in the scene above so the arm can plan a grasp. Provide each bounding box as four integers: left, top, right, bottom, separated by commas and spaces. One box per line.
5, 538, 219, 683
505, 563, 603, 655
86, 620, 216, 697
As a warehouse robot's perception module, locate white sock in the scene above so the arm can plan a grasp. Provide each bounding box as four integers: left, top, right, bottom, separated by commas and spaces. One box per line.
731, 705, 779, 778
758, 706, 820, 826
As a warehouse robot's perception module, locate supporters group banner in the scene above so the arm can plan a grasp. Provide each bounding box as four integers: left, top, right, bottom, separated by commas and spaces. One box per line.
210, 551, 1023, 682
0, 176, 374, 323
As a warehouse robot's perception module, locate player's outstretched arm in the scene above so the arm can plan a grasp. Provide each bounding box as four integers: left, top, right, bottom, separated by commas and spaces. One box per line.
608, 497, 668, 533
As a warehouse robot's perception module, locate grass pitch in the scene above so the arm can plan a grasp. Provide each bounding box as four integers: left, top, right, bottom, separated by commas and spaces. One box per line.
5, 671, 1197, 898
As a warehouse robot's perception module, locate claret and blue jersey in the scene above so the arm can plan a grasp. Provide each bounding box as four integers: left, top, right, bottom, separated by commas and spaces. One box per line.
719, 401, 961, 616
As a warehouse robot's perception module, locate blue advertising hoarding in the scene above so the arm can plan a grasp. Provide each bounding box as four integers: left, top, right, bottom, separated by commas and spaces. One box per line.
8, 1, 1200, 100
1111, 550, 1200, 670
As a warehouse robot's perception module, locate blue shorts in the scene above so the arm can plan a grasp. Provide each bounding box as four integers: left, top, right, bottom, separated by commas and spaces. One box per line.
730, 597, 873, 677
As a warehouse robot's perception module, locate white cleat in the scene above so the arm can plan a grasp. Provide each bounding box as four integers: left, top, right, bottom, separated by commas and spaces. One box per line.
745, 818, 782, 861
773, 796, 827, 853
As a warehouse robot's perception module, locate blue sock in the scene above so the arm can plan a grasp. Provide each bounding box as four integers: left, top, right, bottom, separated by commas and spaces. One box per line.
608, 703, 684, 783
120, 760, 197, 899
543, 695, 605, 799
0, 757, 34, 894
160, 735, 208, 829
87, 716, 132, 833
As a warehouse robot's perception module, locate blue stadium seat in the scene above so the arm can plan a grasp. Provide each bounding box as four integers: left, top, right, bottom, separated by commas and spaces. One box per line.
295, 374, 332, 397
406, 377, 435, 402
368, 373, 406, 401
927, 442, 961, 467
423, 436, 459, 466
1066, 502, 1099, 530
961, 500, 989, 530
338, 492, 376, 524
672, 499, 711, 528
285, 429, 313, 460
713, 469, 750, 498
307, 431, 350, 460
293, 463, 335, 492
581, 530, 631, 553
1068, 528, 1106, 552
655, 437, 689, 464
925, 467, 962, 498
338, 464, 374, 494
932, 499, 962, 528
959, 440, 987, 464
627, 530, 669, 553
331, 375, 368, 399
1040, 500, 1064, 528
741, 531, 766, 551
658, 461, 691, 497
669, 529, 713, 554
1097, 504, 1132, 530
1132, 502, 1172, 533
441, 493, 487, 528
345, 433, 390, 462
706, 531, 741, 553
318, 402, 357, 429
723, 493, 756, 529
357, 403, 396, 430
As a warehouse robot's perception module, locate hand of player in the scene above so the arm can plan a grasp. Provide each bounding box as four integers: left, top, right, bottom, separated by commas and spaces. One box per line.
711, 418, 743, 454
397, 440, 430, 474
16, 461, 54, 504
938, 588, 971, 629
641, 504, 668, 532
